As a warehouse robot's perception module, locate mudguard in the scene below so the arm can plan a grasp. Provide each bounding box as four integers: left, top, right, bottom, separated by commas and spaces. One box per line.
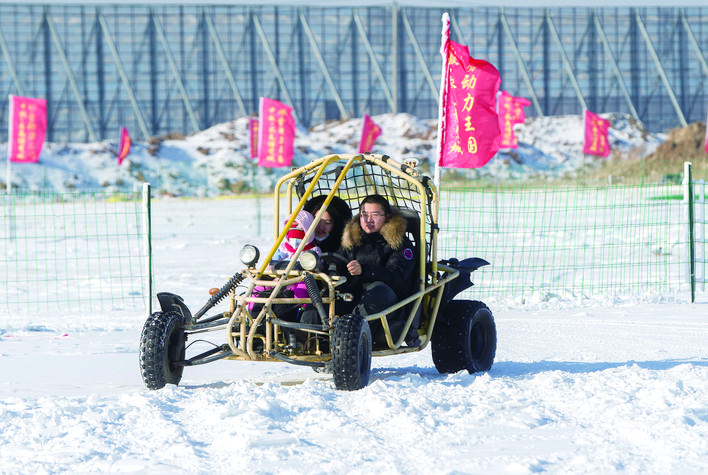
439, 257, 490, 308
157, 292, 193, 323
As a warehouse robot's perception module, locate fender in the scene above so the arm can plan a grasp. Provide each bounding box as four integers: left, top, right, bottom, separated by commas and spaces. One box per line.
439, 257, 490, 308
157, 292, 193, 323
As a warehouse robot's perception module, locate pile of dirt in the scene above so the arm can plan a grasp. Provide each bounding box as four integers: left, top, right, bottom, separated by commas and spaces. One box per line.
641, 122, 708, 180
649, 122, 705, 162
592, 121, 707, 183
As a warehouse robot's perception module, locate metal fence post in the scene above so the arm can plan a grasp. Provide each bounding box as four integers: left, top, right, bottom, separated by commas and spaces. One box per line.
697, 179, 706, 292
143, 183, 153, 315
684, 162, 695, 303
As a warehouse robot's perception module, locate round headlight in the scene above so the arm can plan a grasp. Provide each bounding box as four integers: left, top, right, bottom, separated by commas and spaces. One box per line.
239, 244, 260, 267
299, 250, 320, 271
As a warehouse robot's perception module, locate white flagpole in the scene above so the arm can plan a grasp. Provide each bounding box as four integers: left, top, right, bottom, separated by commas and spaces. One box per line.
6, 94, 13, 195
6, 95, 15, 240
359, 114, 367, 154
582, 109, 588, 185
494, 91, 501, 233
433, 13, 450, 191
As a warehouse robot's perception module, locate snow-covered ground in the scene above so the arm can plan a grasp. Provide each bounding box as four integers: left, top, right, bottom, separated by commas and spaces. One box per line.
2, 285, 707, 472
2, 198, 708, 474
3, 113, 708, 474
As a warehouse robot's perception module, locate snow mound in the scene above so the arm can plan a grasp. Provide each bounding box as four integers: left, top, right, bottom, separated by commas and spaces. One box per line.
2, 112, 665, 196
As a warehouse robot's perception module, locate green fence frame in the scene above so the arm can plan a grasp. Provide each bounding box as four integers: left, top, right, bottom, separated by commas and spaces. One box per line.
442, 163, 706, 304
1, 168, 705, 317
1, 185, 151, 315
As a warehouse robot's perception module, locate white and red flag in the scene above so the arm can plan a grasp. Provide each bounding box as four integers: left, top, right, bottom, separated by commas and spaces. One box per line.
257, 97, 295, 168
436, 14, 501, 170
498, 91, 531, 149
117, 126, 131, 165
358, 114, 382, 153
583, 109, 611, 158
7, 95, 47, 163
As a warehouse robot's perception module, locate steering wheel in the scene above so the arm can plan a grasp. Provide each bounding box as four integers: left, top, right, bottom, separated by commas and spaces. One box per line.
319, 252, 350, 276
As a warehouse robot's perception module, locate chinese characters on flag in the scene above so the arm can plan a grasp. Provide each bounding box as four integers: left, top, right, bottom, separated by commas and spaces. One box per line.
249, 117, 259, 159
583, 109, 611, 158
257, 97, 295, 168
8, 95, 47, 163
117, 126, 131, 165
358, 114, 382, 153
438, 21, 501, 168
498, 90, 531, 149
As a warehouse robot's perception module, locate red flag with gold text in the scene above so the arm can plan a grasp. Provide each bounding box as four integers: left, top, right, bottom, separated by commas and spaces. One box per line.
358, 114, 382, 153
583, 110, 611, 158
257, 97, 295, 168
438, 38, 501, 168
498, 90, 531, 149
8, 95, 47, 163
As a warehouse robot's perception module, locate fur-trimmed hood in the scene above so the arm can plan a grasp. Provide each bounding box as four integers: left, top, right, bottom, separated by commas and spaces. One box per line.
341, 210, 408, 250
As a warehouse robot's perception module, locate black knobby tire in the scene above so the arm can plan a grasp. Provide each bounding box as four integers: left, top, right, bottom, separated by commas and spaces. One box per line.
331, 314, 372, 391
139, 311, 186, 390
431, 300, 496, 375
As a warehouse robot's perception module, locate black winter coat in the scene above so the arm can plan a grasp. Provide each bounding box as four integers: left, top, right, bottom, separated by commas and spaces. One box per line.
339, 211, 416, 298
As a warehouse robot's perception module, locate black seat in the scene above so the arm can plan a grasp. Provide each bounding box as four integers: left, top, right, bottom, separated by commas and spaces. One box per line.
396, 207, 422, 291
395, 208, 424, 341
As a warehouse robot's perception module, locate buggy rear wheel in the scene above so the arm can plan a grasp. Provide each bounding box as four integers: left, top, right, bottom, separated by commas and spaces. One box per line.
139, 311, 186, 390
331, 314, 372, 391
431, 300, 496, 374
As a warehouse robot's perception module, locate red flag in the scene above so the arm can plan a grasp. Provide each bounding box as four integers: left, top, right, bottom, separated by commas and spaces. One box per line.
438, 35, 501, 168
257, 97, 295, 168
117, 126, 131, 165
249, 117, 259, 159
358, 114, 382, 153
498, 91, 531, 149
583, 110, 611, 157
8, 95, 47, 163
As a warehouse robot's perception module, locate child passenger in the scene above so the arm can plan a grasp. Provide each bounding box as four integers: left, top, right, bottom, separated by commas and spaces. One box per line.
248, 210, 321, 320
272, 209, 321, 262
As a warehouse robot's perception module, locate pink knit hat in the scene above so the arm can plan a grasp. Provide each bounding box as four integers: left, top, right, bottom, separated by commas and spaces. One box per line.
278, 210, 320, 256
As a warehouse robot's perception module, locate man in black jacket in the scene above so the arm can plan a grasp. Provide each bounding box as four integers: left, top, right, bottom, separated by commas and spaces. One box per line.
339, 194, 418, 347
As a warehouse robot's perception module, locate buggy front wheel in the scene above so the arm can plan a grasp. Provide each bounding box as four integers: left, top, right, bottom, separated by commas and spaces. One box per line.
139, 311, 186, 390
331, 314, 372, 391
431, 300, 496, 374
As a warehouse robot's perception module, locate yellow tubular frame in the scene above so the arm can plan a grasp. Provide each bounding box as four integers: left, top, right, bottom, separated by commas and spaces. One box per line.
224, 153, 446, 361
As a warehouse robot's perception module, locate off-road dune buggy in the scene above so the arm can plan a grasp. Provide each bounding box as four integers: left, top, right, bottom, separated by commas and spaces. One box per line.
139, 153, 496, 391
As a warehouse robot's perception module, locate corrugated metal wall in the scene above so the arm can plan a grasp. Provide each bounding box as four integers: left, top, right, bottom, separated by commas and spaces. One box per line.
1, 5, 706, 142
